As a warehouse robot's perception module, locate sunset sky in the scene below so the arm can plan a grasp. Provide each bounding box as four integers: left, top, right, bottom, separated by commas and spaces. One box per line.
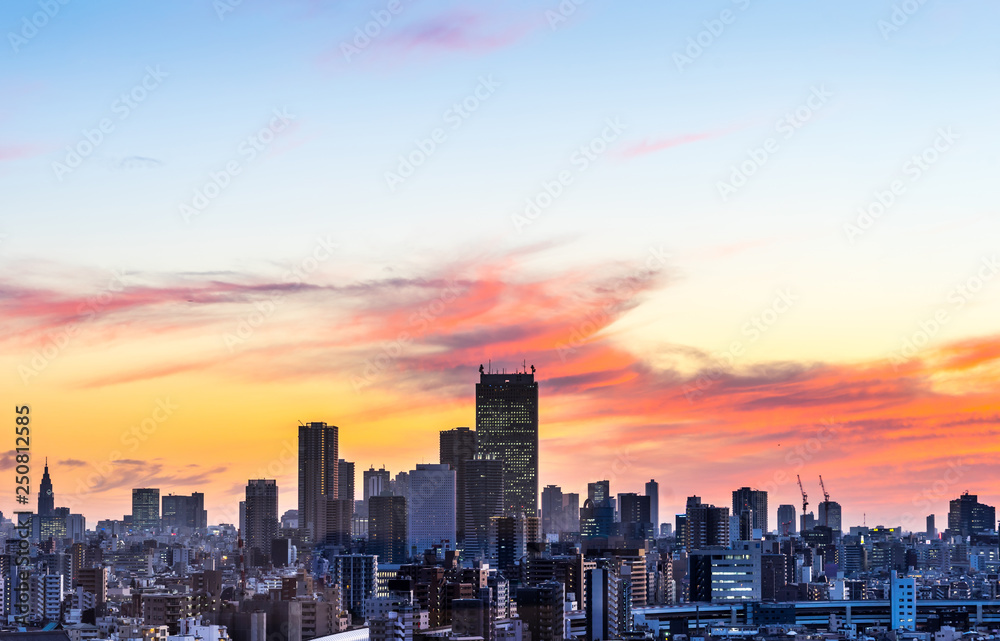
2, 0, 999, 529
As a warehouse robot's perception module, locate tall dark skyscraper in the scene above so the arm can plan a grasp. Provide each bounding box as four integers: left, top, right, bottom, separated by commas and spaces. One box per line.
369, 494, 407, 563
132, 488, 160, 531
645, 479, 659, 530
541, 485, 563, 536
732, 487, 768, 535
298, 422, 339, 543
464, 455, 504, 559
440, 426, 477, 545
38, 459, 54, 517
363, 466, 391, 502
476, 367, 538, 517
338, 459, 355, 510
246, 479, 279, 566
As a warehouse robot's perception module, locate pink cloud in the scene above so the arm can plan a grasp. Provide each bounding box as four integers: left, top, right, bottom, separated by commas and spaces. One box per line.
0, 144, 44, 162
617, 126, 739, 159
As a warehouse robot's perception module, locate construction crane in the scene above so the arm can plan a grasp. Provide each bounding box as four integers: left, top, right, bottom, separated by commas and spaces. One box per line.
797, 474, 809, 515
819, 475, 830, 502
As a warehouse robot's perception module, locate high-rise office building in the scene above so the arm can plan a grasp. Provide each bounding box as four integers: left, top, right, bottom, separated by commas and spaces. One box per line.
316, 496, 353, 547
948, 493, 996, 537
541, 485, 563, 536
926, 514, 936, 538
645, 480, 659, 532
476, 368, 539, 517
563, 493, 580, 533
588, 480, 610, 506
338, 459, 356, 508
464, 455, 504, 559
408, 463, 456, 553
299, 421, 339, 543
364, 466, 392, 502
246, 479, 279, 566
370, 494, 407, 564
38, 459, 54, 517
685, 496, 729, 550
132, 488, 160, 531
488, 514, 539, 575
777, 504, 797, 535
732, 487, 768, 535
618, 493, 653, 539
440, 427, 478, 545
580, 499, 615, 540
817, 500, 842, 533
162, 492, 207, 529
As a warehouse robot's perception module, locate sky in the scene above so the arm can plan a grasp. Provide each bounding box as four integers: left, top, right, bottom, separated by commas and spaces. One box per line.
1, 0, 999, 531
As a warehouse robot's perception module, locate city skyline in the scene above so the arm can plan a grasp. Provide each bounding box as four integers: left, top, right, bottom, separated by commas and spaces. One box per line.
2, 1, 999, 535
11, 384, 994, 537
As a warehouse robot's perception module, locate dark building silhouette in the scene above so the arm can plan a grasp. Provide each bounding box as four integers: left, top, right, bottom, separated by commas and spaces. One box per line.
440, 426, 477, 545
38, 459, 55, 516
517, 580, 565, 641
298, 422, 338, 543
818, 500, 842, 534
732, 487, 768, 536
588, 480, 610, 505
162, 493, 207, 529
948, 492, 996, 537
541, 485, 563, 536
685, 496, 729, 550
645, 480, 659, 531
370, 494, 407, 563
777, 504, 797, 535
580, 499, 614, 540
464, 455, 504, 559
476, 368, 539, 517
338, 459, 355, 508
132, 488, 160, 531
363, 466, 391, 503
246, 479, 278, 566
618, 493, 653, 540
